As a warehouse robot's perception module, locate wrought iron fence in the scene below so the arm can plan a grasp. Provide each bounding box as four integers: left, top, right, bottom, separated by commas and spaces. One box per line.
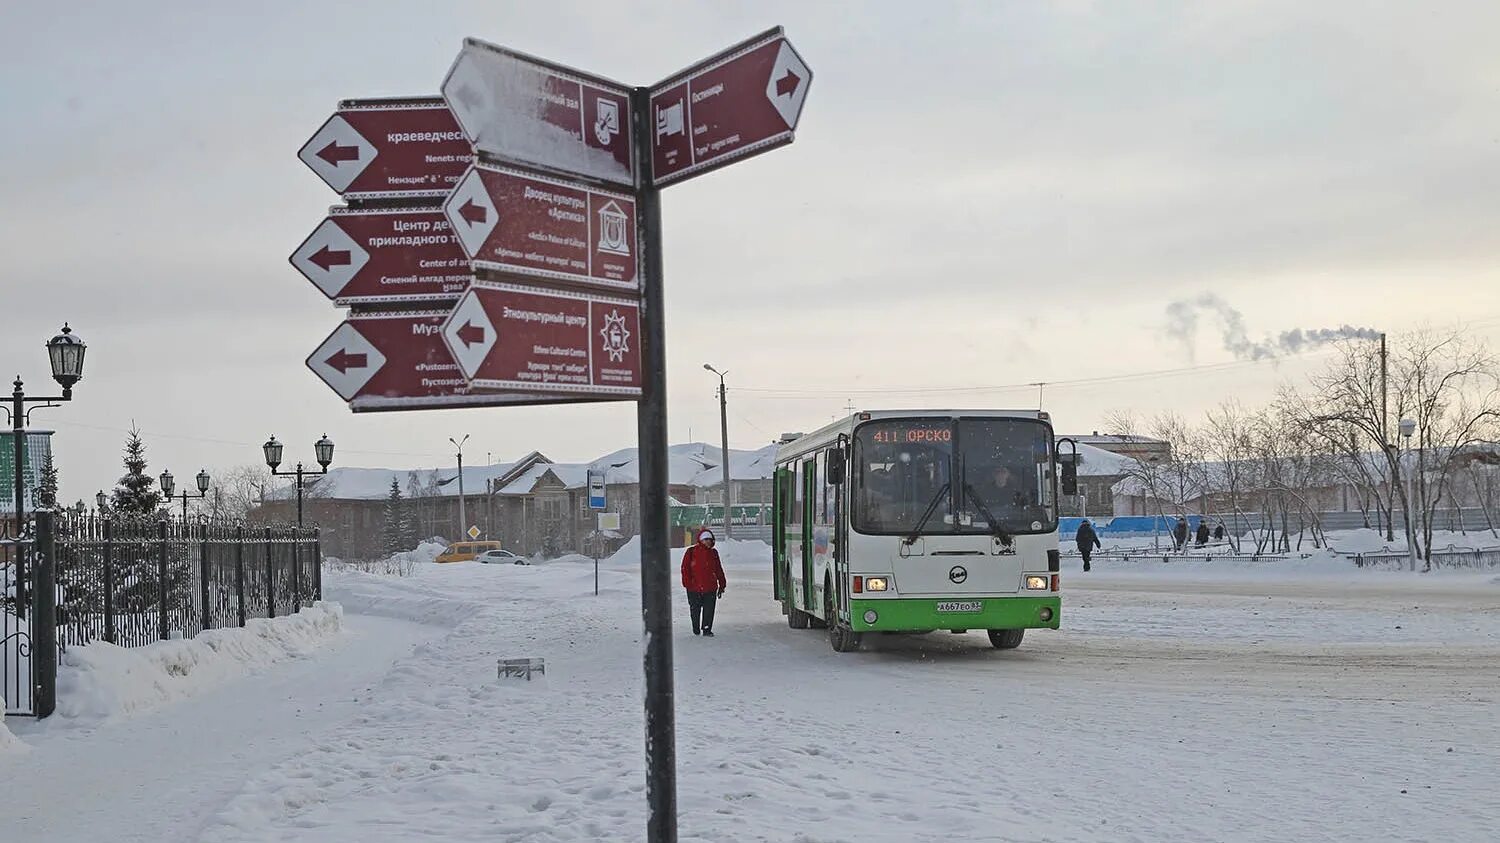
52, 514, 321, 649
3, 529, 34, 715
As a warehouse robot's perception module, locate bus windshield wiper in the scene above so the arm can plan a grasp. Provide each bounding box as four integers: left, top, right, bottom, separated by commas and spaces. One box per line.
962, 481, 1015, 547
903, 481, 950, 544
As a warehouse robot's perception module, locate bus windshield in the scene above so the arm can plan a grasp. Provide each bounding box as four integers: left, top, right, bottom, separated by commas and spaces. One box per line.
852, 417, 1055, 536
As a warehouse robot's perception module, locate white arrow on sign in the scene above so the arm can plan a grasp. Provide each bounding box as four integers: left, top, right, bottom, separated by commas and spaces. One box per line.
765, 40, 812, 130
443, 168, 499, 258
297, 116, 378, 194
306, 322, 386, 401
441, 290, 497, 380
290, 219, 371, 297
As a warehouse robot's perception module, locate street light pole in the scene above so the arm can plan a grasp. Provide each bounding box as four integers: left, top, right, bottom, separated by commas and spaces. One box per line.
450, 435, 469, 538
159, 468, 211, 521
6, 324, 88, 618
1400, 418, 1418, 572
703, 364, 732, 540
264, 435, 335, 527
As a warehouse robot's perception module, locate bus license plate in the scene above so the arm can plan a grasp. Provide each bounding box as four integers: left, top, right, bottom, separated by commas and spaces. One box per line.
936, 601, 982, 613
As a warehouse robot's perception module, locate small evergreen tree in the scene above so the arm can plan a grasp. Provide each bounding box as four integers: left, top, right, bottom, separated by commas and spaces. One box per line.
382, 477, 407, 557
111, 425, 162, 515
38, 449, 58, 508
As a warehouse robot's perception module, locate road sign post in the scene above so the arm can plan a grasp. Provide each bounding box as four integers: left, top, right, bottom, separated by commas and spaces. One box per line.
300, 31, 810, 843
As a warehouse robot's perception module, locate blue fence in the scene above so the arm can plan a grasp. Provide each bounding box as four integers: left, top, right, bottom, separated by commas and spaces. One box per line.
1059, 515, 1211, 537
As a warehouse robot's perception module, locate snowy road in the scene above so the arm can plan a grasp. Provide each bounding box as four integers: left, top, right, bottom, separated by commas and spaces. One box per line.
0, 614, 441, 842
6, 555, 1499, 842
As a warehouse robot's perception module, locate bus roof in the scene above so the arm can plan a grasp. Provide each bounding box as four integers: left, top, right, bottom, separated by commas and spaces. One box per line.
775, 409, 1050, 463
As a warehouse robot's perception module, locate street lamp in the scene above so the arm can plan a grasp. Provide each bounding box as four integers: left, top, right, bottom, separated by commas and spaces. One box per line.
160, 467, 211, 520
449, 435, 470, 539
6, 324, 87, 618
95, 490, 107, 514
264, 434, 334, 526
702, 364, 733, 540
1399, 418, 1418, 572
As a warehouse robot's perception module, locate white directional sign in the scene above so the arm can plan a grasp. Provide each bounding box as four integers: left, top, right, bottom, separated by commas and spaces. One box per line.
290, 218, 372, 299
306, 321, 388, 401
441, 38, 636, 187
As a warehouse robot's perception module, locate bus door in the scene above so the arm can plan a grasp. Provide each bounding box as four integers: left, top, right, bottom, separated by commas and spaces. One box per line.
772, 467, 789, 602
828, 442, 849, 624
802, 457, 817, 613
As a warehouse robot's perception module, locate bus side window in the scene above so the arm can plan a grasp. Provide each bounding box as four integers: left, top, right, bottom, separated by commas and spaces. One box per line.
791, 460, 803, 527
814, 452, 826, 526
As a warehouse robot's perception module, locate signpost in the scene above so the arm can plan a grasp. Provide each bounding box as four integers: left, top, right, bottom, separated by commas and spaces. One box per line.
298, 97, 472, 200
649, 28, 812, 186
588, 470, 607, 510
441, 39, 636, 187
297, 30, 810, 843
441, 282, 642, 397
290, 206, 470, 305
306, 310, 586, 413
467, 525, 482, 540
443, 163, 638, 292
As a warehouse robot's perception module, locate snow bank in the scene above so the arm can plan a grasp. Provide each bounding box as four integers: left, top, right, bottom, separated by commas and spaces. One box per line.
0, 700, 24, 754
603, 535, 770, 569
54, 603, 344, 722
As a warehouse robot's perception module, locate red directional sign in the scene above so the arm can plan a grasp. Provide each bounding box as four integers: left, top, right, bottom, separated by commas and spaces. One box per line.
306, 311, 595, 412
290, 207, 470, 306
443, 164, 638, 293
298, 97, 473, 199
649, 27, 812, 186
442, 282, 642, 397
442, 39, 635, 187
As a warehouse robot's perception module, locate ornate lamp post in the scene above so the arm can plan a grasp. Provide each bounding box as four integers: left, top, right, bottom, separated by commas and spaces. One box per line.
264, 434, 334, 526
5, 325, 86, 616
160, 468, 211, 520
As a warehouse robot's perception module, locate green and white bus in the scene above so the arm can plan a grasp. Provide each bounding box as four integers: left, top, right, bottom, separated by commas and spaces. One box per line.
772, 410, 1064, 652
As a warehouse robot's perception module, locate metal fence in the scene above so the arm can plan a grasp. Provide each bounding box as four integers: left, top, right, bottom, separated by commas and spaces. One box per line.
53, 514, 321, 649
5, 511, 320, 718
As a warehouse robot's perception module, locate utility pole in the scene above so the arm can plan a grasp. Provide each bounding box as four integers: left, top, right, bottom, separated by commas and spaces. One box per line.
1031, 381, 1047, 408
704, 364, 733, 539
450, 435, 469, 538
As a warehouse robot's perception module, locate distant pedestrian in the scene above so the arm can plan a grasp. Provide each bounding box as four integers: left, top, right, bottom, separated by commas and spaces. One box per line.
681, 529, 727, 637
1195, 520, 1210, 547
1213, 523, 1225, 542
1075, 519, 1102, 572
1173, 516, 1189, 551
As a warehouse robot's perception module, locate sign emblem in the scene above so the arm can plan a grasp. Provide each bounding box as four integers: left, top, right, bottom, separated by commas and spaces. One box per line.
600, 309, 632, 362
597, 201, 630, 256
948, 565, 968, 584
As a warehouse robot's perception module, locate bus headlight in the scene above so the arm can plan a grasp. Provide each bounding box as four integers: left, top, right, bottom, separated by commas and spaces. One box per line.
863, 610, 879, 624
1024, 575, 1049, 591
866, 577, 889, 592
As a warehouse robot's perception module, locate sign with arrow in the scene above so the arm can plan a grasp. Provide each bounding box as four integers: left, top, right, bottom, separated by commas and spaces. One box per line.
442, 281, 642, 397
649, 27, 812, 186
441, 38, 635, 187
306, 310, 589, 412
443, 163, 638, 292
290, 207, 471, 305
298, 97, 472, 199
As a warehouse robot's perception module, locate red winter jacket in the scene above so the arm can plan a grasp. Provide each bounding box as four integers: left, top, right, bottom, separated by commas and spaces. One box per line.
681, 540, 727, 594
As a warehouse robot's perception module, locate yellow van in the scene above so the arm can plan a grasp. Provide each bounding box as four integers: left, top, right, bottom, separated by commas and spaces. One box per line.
434, 541, 503, 563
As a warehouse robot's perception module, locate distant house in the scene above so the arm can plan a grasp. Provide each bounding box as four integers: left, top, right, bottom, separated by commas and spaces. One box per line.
256, 442, 778, 559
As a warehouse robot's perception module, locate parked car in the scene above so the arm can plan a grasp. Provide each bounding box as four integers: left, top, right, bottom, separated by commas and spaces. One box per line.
434, 541, 503, 563
477, 548, 528, 565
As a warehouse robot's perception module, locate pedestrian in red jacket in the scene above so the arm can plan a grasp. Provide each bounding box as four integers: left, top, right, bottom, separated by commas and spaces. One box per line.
681, 529, 727, 636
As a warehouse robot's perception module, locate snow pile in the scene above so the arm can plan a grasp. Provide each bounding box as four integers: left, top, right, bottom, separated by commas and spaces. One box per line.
0, 700, 24, 754
603, 535, 770, 570
54, 603, 344, 722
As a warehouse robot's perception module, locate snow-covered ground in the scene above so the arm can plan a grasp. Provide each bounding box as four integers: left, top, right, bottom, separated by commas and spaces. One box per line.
3, 540, 1498, 841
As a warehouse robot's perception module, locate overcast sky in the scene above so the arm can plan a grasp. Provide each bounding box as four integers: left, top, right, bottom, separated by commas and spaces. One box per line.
3, 1, 1499, 503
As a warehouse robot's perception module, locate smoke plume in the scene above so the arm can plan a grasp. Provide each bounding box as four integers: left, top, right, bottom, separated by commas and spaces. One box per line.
1164, 293, 1379, 361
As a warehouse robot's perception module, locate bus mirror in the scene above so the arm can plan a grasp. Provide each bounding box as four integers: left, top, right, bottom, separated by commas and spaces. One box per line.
1060, 462, 1078, 496
827, 448, 846, 485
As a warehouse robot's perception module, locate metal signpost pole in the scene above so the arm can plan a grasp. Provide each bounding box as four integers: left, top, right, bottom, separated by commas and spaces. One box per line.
718, 374, 732, 539
631, 85, 678, 843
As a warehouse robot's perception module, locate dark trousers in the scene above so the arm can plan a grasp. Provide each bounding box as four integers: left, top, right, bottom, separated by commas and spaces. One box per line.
687, 591, 718, 633
1079, 546, 1093, 564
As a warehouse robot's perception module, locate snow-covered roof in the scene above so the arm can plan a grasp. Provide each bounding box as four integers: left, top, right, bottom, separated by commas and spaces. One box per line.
493, 443, 777, 496
1071, 442, 1137, 477
271, 452, 548, 501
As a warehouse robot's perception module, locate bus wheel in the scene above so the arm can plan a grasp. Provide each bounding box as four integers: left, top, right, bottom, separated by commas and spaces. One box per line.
826, 595, 862, 652
987, 629, 1025, 650
786, 600, 811, 629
